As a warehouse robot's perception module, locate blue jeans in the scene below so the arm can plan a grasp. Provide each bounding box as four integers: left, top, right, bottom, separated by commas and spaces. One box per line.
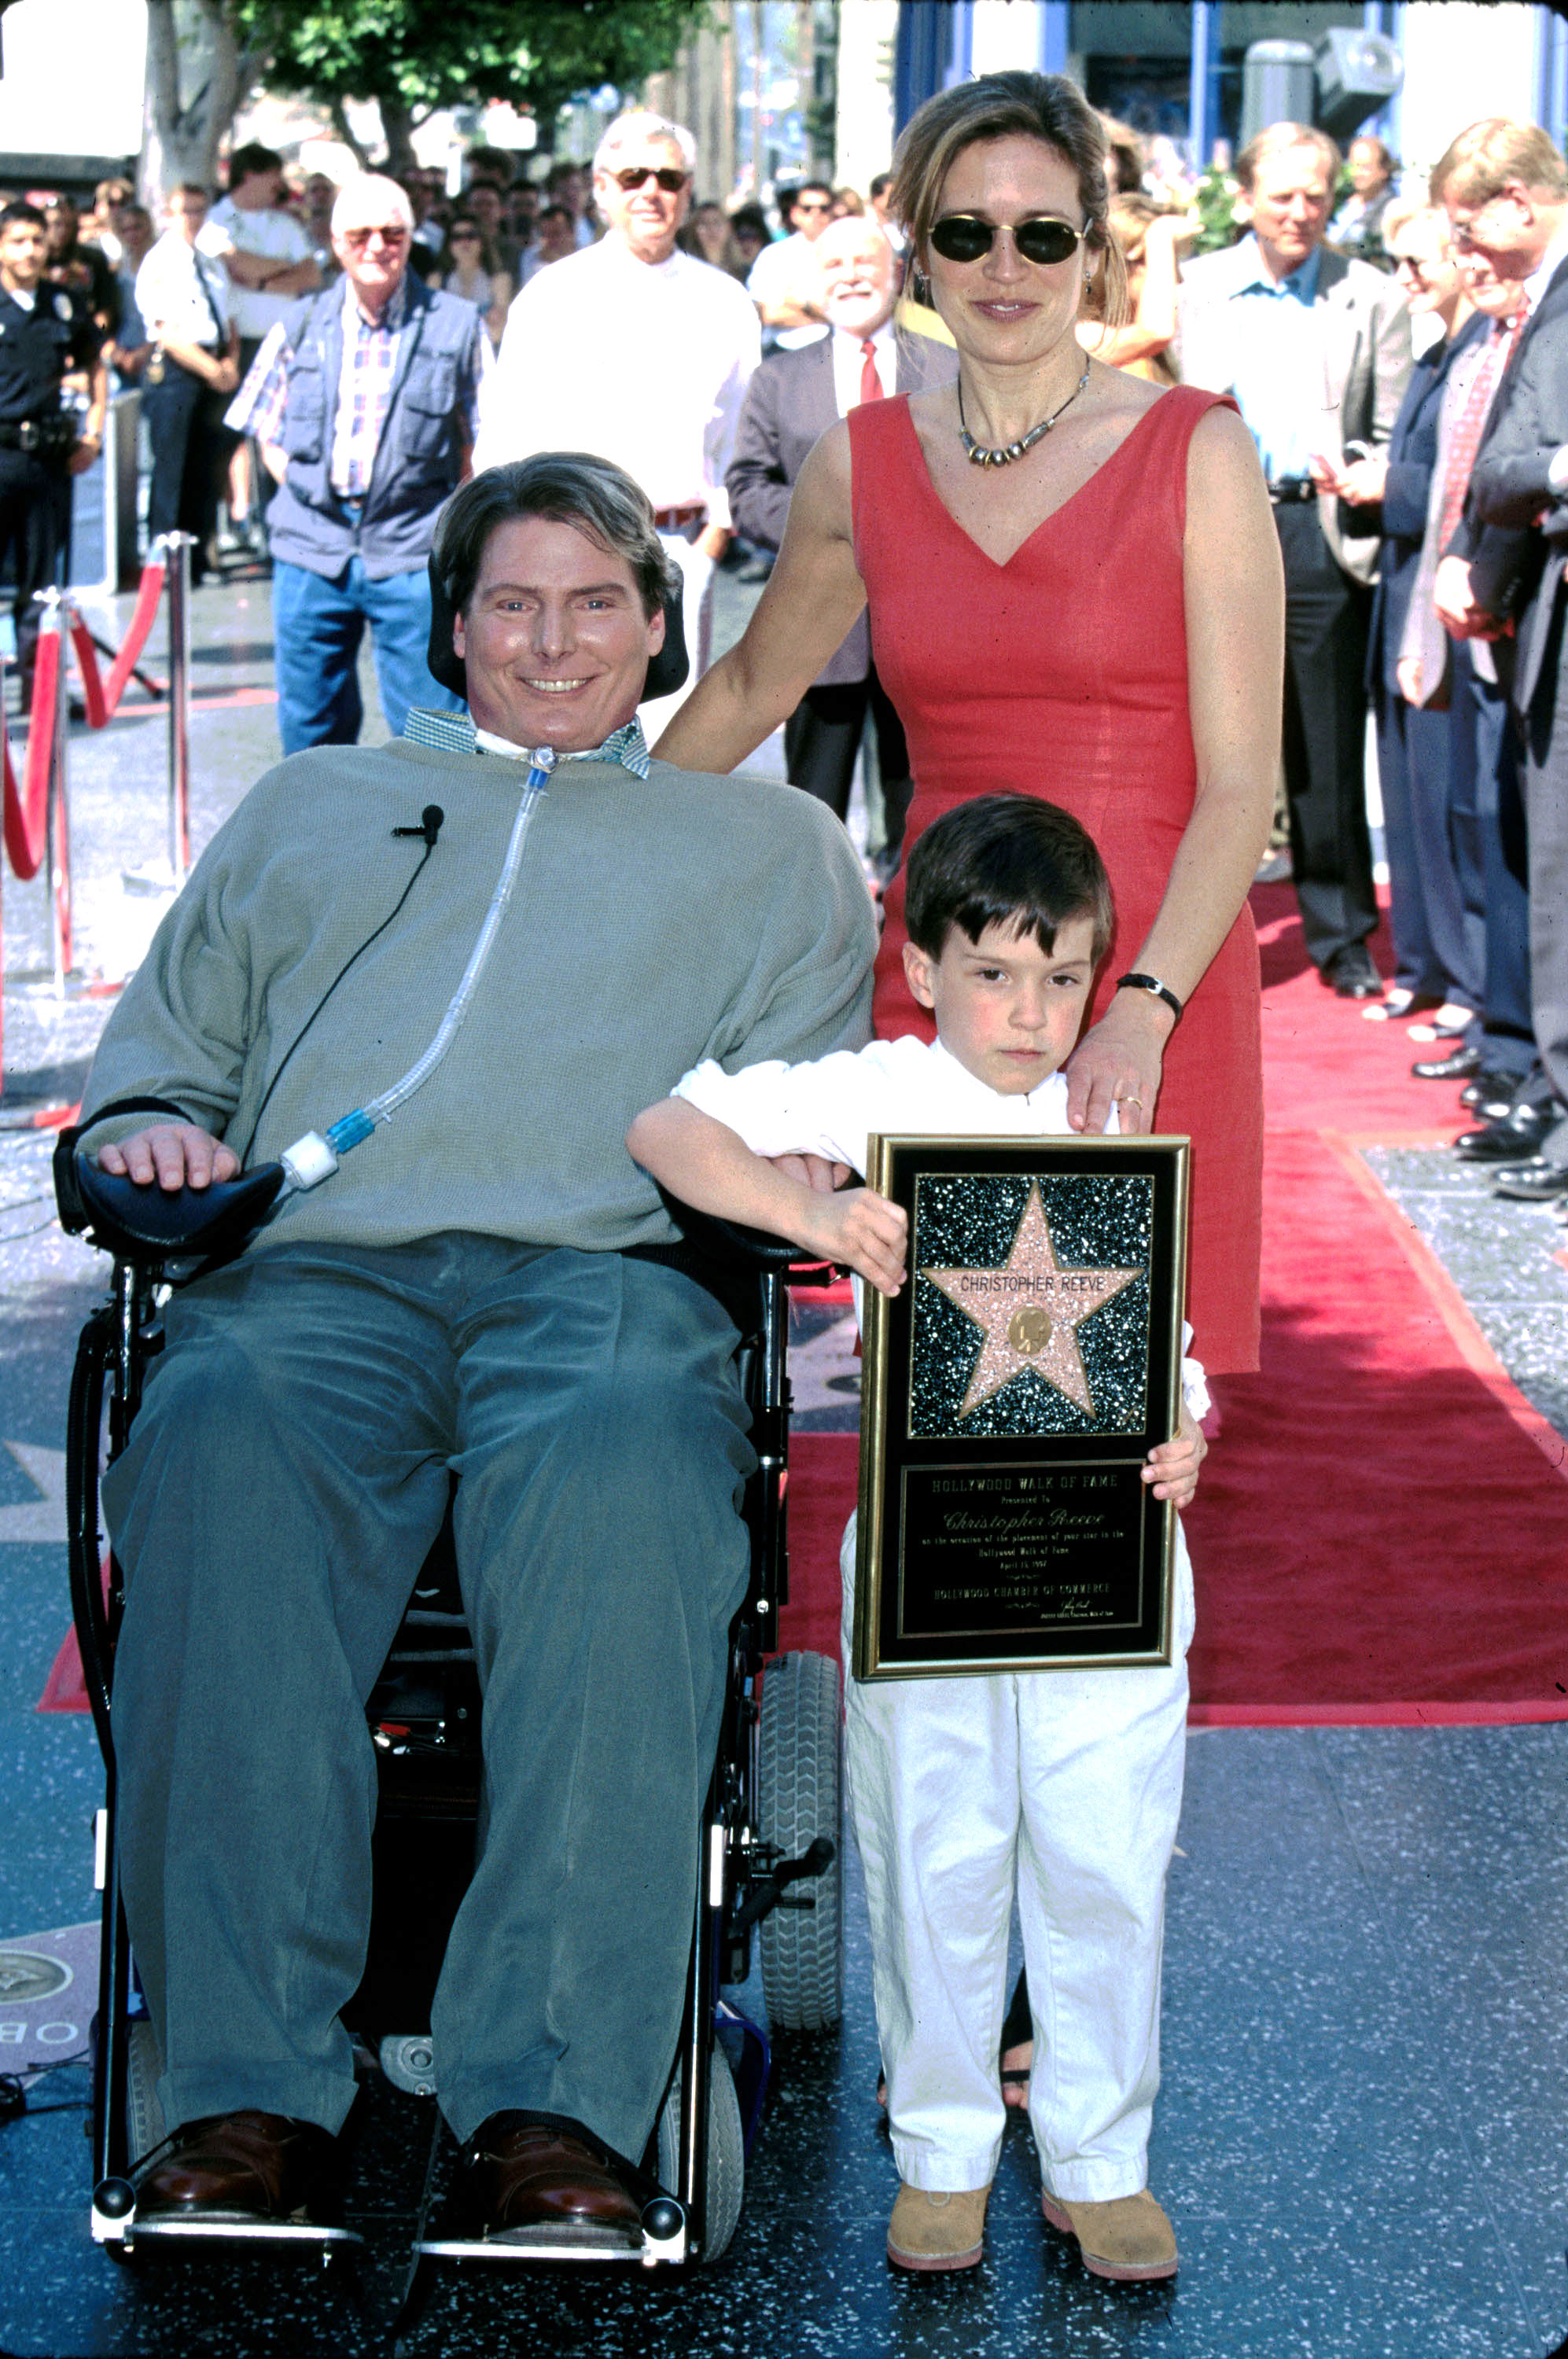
272, 555, 462, 753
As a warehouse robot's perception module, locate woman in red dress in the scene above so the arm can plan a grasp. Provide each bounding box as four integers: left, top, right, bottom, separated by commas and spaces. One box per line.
654, 72, 1282, 1374
655, 73, 1284, 2275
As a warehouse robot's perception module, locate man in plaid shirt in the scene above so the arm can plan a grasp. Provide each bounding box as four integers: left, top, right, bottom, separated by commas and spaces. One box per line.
228, 174, 492, 750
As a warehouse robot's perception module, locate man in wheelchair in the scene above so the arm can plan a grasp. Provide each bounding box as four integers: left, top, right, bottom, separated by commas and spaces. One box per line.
75, 453, 875, 2245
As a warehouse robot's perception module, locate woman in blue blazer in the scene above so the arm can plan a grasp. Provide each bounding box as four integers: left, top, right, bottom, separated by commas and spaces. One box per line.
1327, 206, 1486, 1025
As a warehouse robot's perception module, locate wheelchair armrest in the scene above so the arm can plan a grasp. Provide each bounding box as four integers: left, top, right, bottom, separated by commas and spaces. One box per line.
57, 1152, 285, 1263
666, 1197, 803, 1275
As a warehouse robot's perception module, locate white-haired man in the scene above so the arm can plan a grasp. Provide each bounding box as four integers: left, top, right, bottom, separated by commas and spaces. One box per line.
476, 112, 760, 734
226, 173, 493, 751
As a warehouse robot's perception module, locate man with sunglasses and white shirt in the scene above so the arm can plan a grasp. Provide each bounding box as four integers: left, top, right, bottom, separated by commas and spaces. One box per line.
226, 174, 492, 752
477, 112, 760, 735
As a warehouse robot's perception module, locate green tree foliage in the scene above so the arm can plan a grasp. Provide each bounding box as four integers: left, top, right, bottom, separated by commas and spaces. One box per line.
236, 0, 708, 149
1191, 164, 1243, 254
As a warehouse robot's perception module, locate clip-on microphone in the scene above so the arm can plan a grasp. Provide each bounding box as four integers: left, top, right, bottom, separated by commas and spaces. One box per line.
392, 804, 445, 848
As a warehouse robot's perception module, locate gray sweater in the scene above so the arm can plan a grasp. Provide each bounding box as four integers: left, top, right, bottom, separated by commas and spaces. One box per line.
82, 738, 877, 1253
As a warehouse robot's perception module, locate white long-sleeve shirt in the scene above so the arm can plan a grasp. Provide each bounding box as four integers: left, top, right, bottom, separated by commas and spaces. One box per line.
474, 236, 760, 528
672, 1032, 1208, 1413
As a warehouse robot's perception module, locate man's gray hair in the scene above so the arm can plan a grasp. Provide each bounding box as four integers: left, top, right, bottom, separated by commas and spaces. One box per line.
434, 455, 679, 620
592, 110, 698, 177
331, 173, 414, 236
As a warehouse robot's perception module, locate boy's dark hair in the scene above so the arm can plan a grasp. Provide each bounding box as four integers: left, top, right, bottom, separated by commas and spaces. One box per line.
904, 793, 1114, 965
0, 201, 47, 235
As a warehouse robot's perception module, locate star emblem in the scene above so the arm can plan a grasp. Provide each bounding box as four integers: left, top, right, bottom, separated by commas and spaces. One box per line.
920, 1183, 1144, 1420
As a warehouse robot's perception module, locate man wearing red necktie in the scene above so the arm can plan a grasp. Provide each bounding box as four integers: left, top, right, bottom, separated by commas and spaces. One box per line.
727, 216, 955, 883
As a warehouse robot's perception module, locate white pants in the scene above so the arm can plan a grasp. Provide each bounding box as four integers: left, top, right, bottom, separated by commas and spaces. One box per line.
841, 1511, 1194, 2200
639, 529, 715, 743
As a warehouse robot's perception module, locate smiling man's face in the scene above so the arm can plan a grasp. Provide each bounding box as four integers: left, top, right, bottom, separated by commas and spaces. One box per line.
453, 513, 664, 749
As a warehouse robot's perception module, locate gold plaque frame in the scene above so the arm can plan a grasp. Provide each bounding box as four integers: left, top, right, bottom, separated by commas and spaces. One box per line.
853, 1135, 1191, 1681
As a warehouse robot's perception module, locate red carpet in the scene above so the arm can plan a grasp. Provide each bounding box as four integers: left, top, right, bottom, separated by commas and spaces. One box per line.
776, 884, 1568, 1726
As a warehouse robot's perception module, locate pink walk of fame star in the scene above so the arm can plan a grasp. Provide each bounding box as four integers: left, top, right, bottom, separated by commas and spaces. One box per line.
920, 1182, 1144, 1420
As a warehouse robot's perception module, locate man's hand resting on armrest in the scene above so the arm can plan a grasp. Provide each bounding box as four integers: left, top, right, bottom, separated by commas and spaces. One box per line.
627, 1099, 907, 1296
97, 1124, 239, 1191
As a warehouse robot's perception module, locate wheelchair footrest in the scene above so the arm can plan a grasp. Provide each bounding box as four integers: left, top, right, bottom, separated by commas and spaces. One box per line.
112, 2214, 364, 2253
419, 2202, 686, 2269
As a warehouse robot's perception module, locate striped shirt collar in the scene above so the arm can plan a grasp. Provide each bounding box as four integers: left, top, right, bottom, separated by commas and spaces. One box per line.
402, 706, 651, 778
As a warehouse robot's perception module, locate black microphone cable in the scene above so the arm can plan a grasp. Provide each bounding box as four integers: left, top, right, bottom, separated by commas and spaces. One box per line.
234, 808, 445, 1169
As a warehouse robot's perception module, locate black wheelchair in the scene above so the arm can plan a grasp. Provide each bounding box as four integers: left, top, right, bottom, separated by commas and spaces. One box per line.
53, 1103, 845, 2273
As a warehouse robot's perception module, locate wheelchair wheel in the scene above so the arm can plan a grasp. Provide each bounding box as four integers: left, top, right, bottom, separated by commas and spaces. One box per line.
657, 2041, 744, 2262
126, 2020, 167, 2166
756, 1650, 843, 2032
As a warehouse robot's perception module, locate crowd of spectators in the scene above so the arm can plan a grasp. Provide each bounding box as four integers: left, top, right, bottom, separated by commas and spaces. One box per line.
7, 95, 1568, 1220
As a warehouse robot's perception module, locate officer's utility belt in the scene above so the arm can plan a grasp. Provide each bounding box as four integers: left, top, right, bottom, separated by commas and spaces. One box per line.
0, 414, 77, 456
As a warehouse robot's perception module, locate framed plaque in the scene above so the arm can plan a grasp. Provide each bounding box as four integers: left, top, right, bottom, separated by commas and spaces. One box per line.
853, 1135, 1190, 1681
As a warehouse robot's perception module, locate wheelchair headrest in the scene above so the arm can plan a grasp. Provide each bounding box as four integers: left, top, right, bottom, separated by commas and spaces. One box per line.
425, 556, 690, 706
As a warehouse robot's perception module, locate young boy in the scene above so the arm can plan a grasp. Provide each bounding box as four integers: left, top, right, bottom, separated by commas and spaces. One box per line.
628, 795, 1206, 2282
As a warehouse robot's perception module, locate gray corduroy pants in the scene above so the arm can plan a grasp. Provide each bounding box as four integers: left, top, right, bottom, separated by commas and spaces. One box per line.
102, 1235, 753, 2159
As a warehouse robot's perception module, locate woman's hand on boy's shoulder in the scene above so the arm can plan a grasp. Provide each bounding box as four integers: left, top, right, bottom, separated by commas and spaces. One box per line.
1141, 1397, 1206, 1508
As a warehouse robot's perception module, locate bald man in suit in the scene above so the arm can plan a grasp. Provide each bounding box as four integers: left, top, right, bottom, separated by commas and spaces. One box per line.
727, 216, 955, 878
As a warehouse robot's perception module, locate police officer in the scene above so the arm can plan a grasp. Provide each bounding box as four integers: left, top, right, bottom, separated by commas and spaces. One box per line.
0, 201, 106, 701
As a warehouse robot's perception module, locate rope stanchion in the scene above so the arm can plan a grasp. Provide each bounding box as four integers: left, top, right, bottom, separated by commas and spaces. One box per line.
0, 549, 179, 1105
43, 596, 72, 993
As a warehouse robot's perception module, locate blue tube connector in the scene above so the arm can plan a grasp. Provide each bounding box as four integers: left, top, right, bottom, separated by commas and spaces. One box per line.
327, 1109, 376, 1154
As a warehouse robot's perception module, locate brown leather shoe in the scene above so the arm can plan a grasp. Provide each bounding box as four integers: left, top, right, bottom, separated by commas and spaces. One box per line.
444, 2112, 642, 2248
135, 2111, 340, 2223
1042, 2187, 1178, 2281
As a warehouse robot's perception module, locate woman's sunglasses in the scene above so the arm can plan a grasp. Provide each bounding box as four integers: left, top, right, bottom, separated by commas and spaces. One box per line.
609, 166, 690, 193
929, 214, 1086, 267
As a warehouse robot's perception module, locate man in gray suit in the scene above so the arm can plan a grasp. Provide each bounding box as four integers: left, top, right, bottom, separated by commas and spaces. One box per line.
1178, 123, 1412, 995
727, 215, 955, 880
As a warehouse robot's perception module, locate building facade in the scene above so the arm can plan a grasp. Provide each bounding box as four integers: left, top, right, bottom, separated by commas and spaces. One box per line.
891, 2, 1568, 177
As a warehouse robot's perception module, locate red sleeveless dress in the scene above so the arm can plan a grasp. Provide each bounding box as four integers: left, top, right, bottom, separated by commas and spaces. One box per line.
852, 384, 1261, 1371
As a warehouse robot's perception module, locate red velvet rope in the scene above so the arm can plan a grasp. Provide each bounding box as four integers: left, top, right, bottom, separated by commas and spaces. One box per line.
68, 616, 106, 731
66, 555, 167, 731
101, 554, 166, 718
3, 628, 57, 881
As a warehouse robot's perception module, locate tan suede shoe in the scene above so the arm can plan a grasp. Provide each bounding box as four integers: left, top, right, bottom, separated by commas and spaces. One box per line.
1041, 2188, 1178, 2281
887, 2181, 988, 2272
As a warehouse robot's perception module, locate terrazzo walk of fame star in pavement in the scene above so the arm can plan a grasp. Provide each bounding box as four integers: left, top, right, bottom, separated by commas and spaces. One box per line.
918, 1182, 1144, 1420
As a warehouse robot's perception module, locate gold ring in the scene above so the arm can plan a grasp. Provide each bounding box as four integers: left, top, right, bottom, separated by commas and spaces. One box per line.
1118, 1093, 1143, 1106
